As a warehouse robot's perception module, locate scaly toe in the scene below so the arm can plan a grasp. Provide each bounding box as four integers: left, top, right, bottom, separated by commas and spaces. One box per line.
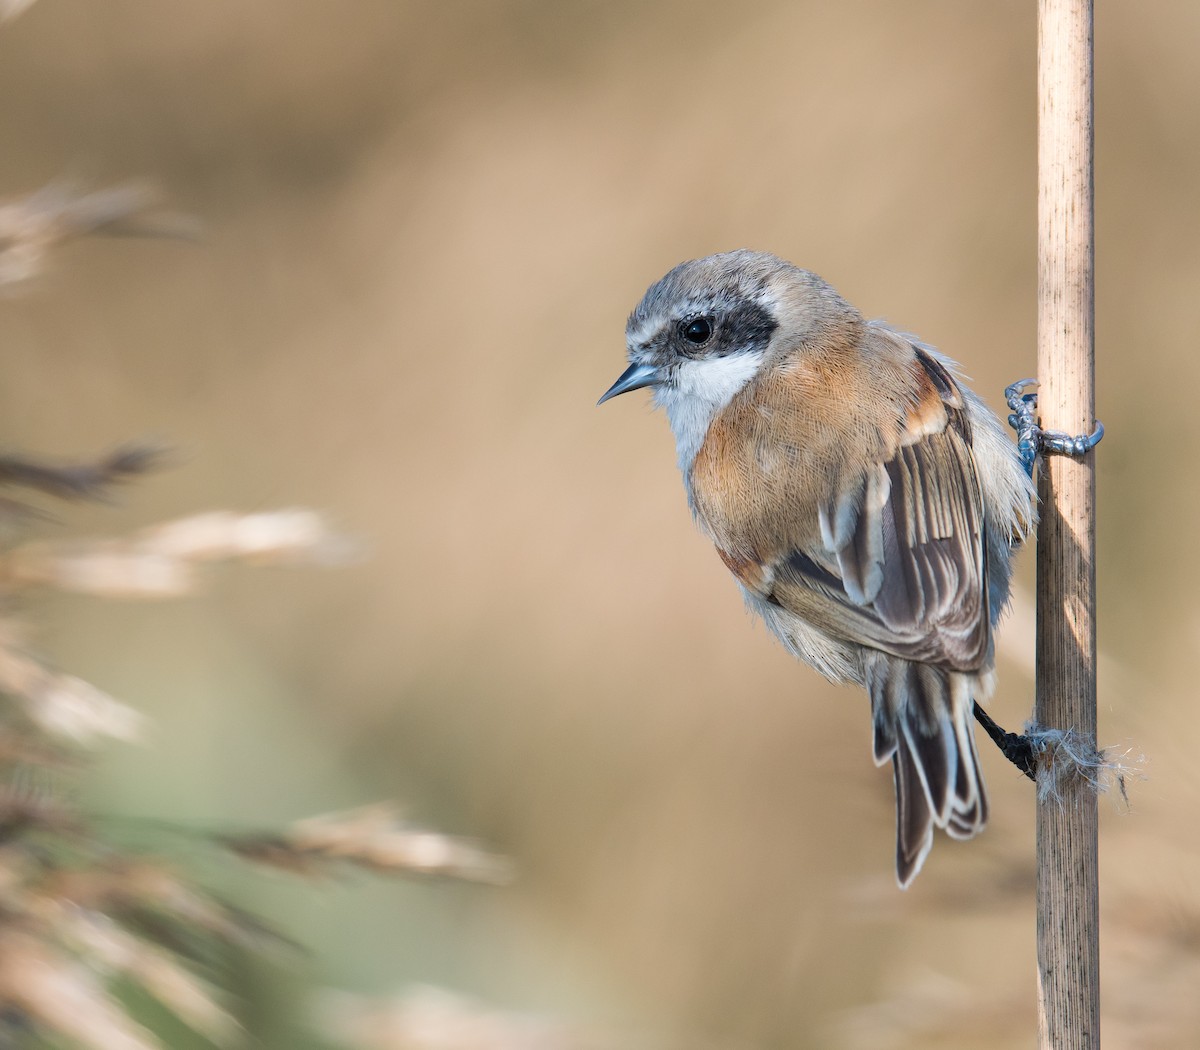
1039, 420, 1105, 458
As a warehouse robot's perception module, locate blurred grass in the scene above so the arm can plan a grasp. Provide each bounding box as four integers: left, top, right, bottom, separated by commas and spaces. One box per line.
0, 0, 1197, 1046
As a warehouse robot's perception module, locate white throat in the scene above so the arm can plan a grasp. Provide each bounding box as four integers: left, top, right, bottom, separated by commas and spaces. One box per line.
654, 351, 764, 473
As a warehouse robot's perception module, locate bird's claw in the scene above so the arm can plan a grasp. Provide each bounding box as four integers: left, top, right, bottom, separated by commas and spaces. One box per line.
1039, 421, 1106, 458
1005, 379, 1103, 479
1005, 379, 1042, 477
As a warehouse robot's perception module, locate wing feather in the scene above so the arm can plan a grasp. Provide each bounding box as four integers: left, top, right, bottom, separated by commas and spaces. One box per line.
739, 348, 990, 674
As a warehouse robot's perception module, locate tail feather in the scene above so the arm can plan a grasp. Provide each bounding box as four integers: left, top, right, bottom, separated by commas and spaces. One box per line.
900, 662, 958, 822
893, 738, 934, 887
945, 715, 989, 840
866, 655, 988, 886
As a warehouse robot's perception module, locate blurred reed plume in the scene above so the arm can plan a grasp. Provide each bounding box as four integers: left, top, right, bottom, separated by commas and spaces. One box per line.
0, 441, 516, 1049
0, 189, 513, 1048
0, 0, 36, 25
0, 181, 198, 292
223, 803, 514, 884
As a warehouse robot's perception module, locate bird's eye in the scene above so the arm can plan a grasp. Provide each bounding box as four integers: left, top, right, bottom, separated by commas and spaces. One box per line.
681, 317, 713, 345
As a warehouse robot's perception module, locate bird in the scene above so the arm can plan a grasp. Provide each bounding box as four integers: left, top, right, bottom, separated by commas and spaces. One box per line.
599, 250, 1036, 886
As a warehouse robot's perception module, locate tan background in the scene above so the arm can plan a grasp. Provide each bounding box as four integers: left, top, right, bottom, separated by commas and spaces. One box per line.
1, 1, 1197, 1046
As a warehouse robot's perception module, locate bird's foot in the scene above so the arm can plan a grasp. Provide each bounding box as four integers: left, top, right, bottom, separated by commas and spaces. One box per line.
973, 701, 1036, 781
1005, 379, 1104, 479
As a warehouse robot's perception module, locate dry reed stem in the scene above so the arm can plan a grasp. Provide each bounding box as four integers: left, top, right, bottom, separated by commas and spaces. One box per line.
1035, 1, 1100, 1044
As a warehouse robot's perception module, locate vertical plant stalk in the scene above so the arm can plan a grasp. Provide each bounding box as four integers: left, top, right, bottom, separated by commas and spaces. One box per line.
1035, 0, 1099, 1047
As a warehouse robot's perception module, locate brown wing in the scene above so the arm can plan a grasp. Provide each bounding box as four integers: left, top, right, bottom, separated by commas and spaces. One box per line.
735, 349, 991, 673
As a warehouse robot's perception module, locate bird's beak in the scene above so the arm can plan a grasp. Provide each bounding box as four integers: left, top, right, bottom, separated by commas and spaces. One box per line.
597, 361, 660, 406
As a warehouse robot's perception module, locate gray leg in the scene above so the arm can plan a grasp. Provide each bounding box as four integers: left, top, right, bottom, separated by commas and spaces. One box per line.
1005, 379, 1104, 479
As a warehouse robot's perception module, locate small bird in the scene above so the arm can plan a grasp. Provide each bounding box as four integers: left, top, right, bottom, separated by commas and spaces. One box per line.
600, 250, 1037, 886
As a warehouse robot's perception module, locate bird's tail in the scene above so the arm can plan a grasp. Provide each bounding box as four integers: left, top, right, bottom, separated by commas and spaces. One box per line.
865, 655, 988, 887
